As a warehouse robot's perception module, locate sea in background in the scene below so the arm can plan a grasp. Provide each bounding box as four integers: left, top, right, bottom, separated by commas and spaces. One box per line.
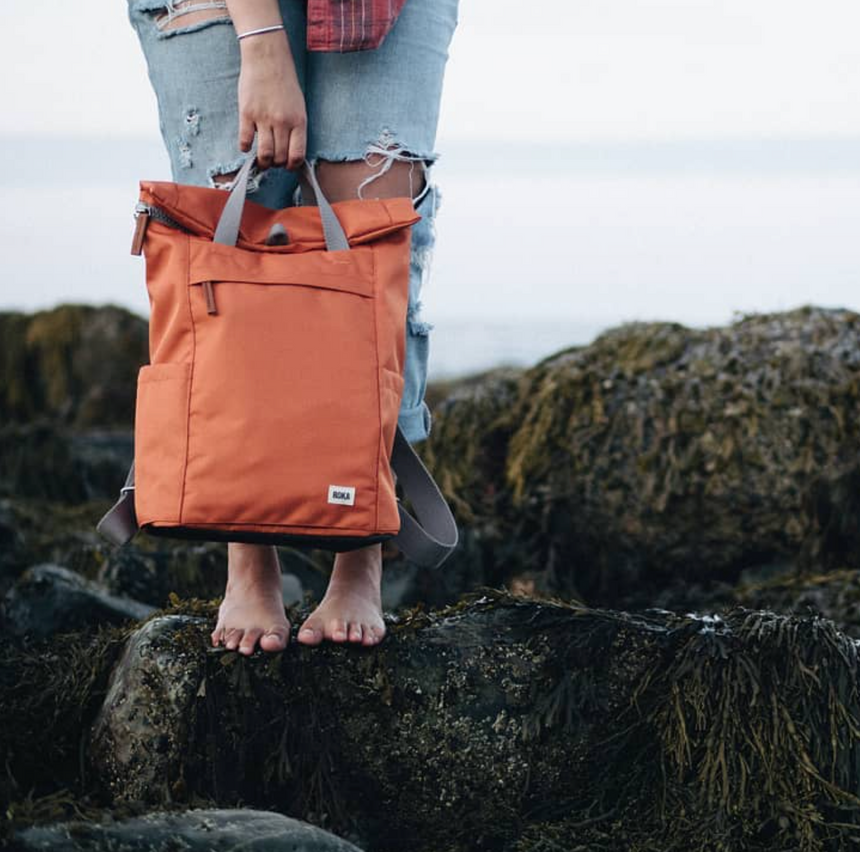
1, 135, 858, 380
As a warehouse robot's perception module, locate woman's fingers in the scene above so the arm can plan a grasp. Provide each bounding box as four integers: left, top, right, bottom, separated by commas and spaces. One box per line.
287, 122, 307, 171
238, 110, 256, 154
237, 118, 305, 172
255, 125, 276, 169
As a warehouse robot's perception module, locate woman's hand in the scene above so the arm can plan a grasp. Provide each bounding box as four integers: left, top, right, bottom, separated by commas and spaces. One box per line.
237, 31, 307, 171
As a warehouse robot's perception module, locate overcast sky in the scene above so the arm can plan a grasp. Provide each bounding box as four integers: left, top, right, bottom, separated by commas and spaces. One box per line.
2, 0, 859, 143
1, 1, 858, 377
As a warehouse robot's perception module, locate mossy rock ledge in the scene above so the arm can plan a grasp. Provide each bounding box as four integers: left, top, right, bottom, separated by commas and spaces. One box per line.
0, 304, 148, 427
4, 591, 860, 851
421, 305, 860, 609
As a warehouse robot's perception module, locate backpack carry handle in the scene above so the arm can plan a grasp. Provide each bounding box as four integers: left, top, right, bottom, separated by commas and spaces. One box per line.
212, 135, 350, 252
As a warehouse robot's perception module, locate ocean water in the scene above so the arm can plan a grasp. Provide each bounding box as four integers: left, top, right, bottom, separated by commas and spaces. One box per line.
1, 135, 858, 380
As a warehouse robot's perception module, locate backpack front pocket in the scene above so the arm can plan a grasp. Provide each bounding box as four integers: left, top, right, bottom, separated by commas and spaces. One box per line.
182, 240, 386, 534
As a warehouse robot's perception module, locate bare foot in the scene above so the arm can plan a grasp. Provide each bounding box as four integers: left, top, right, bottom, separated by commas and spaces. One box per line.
211, 543, 292, 654
297, 543, 386, 647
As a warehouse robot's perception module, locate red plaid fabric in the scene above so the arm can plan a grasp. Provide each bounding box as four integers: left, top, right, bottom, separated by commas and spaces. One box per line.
306, 0, 409, 52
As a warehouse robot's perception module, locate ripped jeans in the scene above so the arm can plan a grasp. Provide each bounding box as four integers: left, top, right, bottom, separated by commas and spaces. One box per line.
126, 0, 460, 444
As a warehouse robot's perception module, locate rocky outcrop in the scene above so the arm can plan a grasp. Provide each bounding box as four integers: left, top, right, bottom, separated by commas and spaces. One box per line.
0, 304, 148, 428
1, 563, 154, 640
422, 306, 860, 608
5, 590, 860, 852
9, 304, 860, 614
10, 808, 363, 851
0, 423, 133, 502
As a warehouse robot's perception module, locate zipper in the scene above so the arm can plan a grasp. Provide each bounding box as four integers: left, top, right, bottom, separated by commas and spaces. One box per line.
131, 201, 219, 315
130, 201, 191, 255
202, 281, 218, 315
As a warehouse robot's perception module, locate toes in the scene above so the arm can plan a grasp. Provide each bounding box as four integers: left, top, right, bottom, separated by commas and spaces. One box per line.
297, 615, 383, 647
211, 627, 224, 647
224, 627, 243, 650
297, 621, 323, 646
238, 627, 264, 655
260, 626, 290, 652
328, 618, 348, 642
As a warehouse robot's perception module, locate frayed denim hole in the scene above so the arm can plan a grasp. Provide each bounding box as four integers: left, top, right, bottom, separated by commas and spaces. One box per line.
411, 182, 440, 247
407, 181, 440, 336
408, 240, 435, 337
407, 300, 435, 338
206, 153, 263, 194
173, 106, 202, 169
136, 0, 233, 39
355, 130, 439, 201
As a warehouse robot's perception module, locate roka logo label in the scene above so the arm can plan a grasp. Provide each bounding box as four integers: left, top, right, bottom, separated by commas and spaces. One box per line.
328, 484, 356, 506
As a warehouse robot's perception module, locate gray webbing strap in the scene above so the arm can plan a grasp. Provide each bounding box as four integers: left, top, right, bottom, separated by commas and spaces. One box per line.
298, 159, 351, 252
390, 426, 460, 568
212, 146, 349, 252
97, 426, 458, 569
95, 459, 137, 547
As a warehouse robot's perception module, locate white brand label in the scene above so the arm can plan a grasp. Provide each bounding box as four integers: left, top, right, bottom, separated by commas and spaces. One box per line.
328, 484, 356, 506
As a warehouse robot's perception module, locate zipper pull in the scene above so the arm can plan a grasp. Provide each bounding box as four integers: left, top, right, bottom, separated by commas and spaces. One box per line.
202, 281, 218, 315
131, 211, 150, 255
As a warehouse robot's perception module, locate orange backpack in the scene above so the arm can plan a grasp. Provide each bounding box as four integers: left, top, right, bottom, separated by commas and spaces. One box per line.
97, 152, 458, 569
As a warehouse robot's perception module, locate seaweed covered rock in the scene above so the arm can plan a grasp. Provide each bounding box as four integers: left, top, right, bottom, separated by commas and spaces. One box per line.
89, 615, 209, 804
423, 306, 860, 608
0, 499, 113, 595
10, 808, 364, 851
0, 615, 129, 819
1, 563, 154, 640
0, 497, 229, 604
80, 590, 860, 852
0, 423, 133, 502
0, 303, 148, 427
0, 499, 420, 616
410, 367, 528, 607
730, 565, 860, 638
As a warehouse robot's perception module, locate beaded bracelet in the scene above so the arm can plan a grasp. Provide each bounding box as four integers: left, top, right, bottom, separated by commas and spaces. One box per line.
236, 24, 285, 41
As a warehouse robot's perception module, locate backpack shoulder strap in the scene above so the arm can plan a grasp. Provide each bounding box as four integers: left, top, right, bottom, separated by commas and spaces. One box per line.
95, 460, 137, 549
389, 425, 459, 569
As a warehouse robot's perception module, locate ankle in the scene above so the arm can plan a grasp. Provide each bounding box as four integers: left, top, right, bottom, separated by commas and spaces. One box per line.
226, 542, 281, 592
330, 544, 382, 585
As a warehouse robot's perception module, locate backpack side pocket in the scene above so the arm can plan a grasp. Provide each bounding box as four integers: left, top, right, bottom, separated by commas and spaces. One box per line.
377, 367, 406, 533
134, 362, 192, 527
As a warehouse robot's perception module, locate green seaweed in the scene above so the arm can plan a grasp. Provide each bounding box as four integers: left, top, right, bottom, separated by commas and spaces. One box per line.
0, 303, 148, 427
6, 590, 860, 852
421, 305, 860, 609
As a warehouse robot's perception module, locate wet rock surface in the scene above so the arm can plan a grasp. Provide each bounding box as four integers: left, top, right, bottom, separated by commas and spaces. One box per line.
11, 807, 364, 851
2, 563, 154, 640
6, 590, 860, 852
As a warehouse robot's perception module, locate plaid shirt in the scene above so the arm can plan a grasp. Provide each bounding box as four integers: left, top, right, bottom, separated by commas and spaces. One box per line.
306, 0, 409, 52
